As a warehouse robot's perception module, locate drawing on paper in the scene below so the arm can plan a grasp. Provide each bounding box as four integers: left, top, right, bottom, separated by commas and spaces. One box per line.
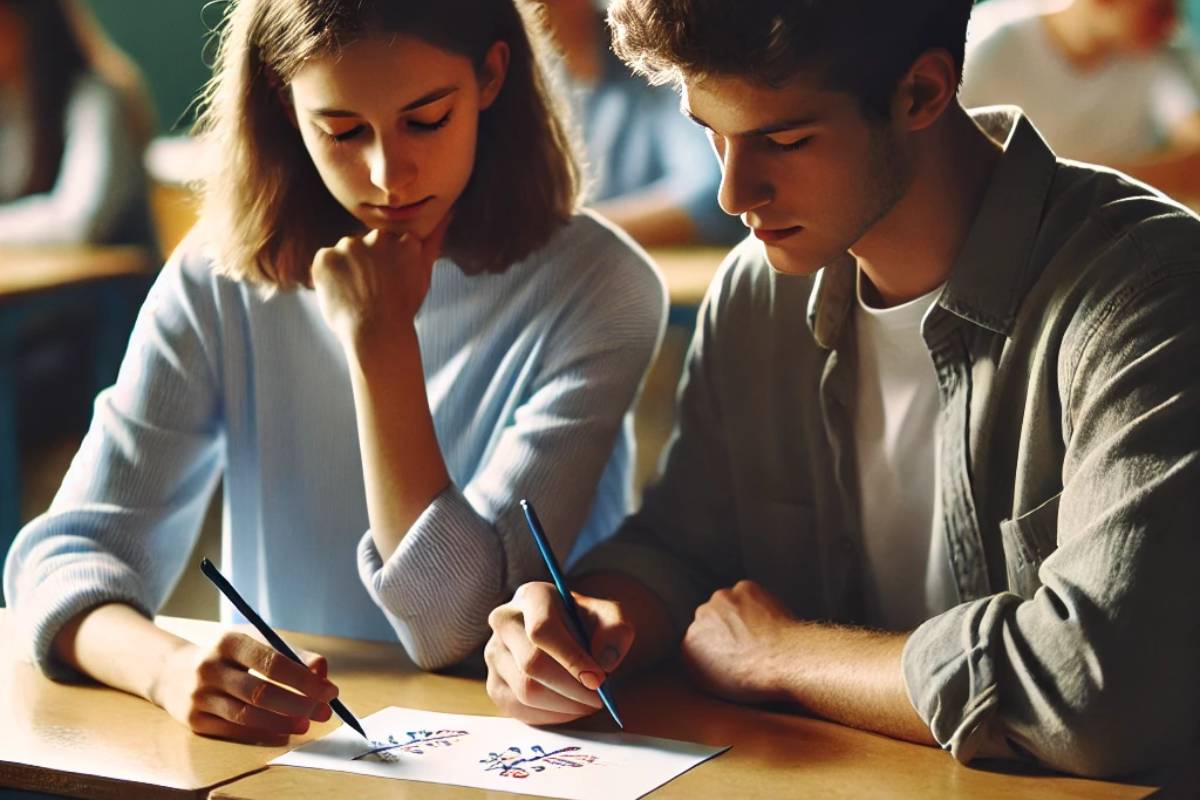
353, 729, 471, 762
480, 744, 600, 779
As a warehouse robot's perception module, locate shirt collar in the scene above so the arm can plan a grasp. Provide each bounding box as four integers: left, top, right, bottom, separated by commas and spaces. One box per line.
807, 106, 1059, 347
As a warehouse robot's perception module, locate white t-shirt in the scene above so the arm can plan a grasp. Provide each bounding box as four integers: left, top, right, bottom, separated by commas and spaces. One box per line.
960, 0, 1199, 164
853, 272, 958, 631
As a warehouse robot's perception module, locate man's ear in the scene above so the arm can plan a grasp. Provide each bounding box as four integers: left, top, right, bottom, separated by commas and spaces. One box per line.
892, 48, 958, 133
478, 41, 510, 110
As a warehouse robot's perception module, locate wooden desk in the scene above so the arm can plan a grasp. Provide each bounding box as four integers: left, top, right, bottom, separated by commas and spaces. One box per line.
0, 611, 1160, 799
0, 246, 156, 570
647, 246, 726, 310
0, 246, 154, 300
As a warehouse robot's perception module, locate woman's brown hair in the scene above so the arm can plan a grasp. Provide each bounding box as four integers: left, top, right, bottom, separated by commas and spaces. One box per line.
196, 0, 581, 288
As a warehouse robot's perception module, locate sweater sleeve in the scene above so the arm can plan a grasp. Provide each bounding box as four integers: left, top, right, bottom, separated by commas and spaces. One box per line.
0, 75, 143, 245
356, 234, 667, 670
2, 243, 224, 679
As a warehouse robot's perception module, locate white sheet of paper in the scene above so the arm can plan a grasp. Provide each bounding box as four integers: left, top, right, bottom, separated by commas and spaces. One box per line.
270, 706, 728, 800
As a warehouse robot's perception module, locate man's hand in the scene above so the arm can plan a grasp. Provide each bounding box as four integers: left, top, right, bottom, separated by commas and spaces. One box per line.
151, 630, 337, 745
485, 581, 635, 725
681, 580, 800, 705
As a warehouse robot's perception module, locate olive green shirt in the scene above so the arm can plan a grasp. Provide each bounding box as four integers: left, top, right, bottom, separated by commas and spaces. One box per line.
575, 107, 1200, 778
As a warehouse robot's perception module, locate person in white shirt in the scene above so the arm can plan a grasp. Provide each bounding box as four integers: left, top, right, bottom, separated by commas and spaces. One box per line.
960, 0, 1200, 200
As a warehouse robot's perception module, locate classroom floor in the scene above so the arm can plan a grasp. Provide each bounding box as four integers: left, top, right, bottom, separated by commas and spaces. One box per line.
15, 327, 690, 621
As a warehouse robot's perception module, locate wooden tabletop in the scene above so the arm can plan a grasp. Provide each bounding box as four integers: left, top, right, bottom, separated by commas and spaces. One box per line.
0, 610, 1158, 800
0, 245, 155, 300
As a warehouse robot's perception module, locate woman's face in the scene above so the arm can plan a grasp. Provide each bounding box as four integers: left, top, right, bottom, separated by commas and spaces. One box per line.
289, 33, 508, 239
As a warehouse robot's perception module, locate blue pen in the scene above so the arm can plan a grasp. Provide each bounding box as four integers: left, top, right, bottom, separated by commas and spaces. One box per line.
519, 498, 624, 730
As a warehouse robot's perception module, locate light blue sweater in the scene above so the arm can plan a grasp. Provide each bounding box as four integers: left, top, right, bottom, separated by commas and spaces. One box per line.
4, 211, 666, 673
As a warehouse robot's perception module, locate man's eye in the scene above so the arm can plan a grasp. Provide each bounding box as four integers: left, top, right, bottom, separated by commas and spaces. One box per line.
770, 136, 813, 152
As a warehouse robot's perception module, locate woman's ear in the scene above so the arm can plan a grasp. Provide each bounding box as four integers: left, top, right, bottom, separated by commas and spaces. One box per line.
478, 41, 510, 110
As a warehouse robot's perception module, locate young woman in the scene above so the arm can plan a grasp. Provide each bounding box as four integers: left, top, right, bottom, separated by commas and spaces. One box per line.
3, 0, 665, 746
0, 0, 154, 245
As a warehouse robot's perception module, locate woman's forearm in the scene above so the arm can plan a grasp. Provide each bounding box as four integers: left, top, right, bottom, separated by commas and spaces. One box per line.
349, 325, 451, 562
52, 602, 192, 704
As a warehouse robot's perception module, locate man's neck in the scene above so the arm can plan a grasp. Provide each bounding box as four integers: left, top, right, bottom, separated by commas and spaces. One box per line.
852, 105, 1003, 307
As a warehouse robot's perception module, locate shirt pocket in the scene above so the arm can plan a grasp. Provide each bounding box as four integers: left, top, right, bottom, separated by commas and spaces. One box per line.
999, 491, 1062, 599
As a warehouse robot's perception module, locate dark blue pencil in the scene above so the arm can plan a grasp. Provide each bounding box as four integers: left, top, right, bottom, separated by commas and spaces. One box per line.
519, 499, 624, 730
199, 558, 369, 741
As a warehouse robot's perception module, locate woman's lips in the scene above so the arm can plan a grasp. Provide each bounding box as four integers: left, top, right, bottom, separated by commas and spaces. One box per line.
364, 196, 433, 221
752, 225, 803, 243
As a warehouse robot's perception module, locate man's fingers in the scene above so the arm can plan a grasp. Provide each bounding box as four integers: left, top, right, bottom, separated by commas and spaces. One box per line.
580, 596, 636, 674
497, 622, 602, 710
520, 592, 605, 689
218, 633, 337, 703
485, 637, 599, 720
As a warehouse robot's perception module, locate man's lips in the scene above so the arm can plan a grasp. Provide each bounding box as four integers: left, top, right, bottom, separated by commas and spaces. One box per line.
364, 196, 433, 221
752, 225, 803, 243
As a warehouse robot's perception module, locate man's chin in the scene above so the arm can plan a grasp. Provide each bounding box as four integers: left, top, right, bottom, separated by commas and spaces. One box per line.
760, 242, 824, 277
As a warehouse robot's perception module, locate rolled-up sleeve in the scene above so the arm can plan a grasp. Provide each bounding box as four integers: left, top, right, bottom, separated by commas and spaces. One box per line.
903, 267, 1200, 778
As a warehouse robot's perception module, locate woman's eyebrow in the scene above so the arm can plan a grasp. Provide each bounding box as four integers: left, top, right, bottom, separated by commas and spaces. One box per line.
310, 85, 460, 118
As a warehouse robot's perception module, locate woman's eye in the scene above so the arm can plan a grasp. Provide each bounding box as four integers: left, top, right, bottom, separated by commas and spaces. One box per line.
324, 125, 364, 143
409, 112, 452, 132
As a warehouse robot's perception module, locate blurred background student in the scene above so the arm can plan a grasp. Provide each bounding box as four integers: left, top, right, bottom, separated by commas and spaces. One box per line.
0, 0, 155, 246
538, 0, 744, 246
960, 0, 1200, 202
0, 0, 156, 481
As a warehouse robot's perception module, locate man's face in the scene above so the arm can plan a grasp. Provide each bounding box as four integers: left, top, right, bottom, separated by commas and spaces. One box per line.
682, 71, 913, 277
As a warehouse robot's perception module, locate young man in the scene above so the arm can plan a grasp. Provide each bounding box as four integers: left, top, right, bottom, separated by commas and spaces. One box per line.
484, 0, 1200, 779
960, 0, 1200, 200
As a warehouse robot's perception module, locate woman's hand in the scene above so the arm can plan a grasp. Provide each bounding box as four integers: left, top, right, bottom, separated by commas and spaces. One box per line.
310, 216, 451, 351
150, 630, 338, 745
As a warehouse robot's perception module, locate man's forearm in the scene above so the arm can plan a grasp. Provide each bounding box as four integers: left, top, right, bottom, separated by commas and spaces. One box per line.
776, 623, 935, 745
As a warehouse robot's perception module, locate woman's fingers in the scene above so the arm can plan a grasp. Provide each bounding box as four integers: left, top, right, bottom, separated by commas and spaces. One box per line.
186, 710, 291, 747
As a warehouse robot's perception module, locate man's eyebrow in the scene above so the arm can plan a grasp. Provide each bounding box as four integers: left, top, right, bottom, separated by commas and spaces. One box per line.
311, 85, 460, 118
683, 106, 822, 137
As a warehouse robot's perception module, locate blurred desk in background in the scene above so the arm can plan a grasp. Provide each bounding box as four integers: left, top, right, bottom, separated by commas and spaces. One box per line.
647, 246, 726, 327
0, 245, 156, 576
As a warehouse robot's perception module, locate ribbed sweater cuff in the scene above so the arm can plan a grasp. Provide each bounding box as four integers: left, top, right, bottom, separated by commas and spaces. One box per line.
14, 553, 153, 682
356, 485, 503, 669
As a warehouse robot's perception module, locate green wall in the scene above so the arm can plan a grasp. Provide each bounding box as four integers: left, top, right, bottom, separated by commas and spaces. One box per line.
86, 0, 226, 134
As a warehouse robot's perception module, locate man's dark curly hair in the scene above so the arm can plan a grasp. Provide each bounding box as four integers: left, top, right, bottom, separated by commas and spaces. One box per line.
608, 0, 977, 120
